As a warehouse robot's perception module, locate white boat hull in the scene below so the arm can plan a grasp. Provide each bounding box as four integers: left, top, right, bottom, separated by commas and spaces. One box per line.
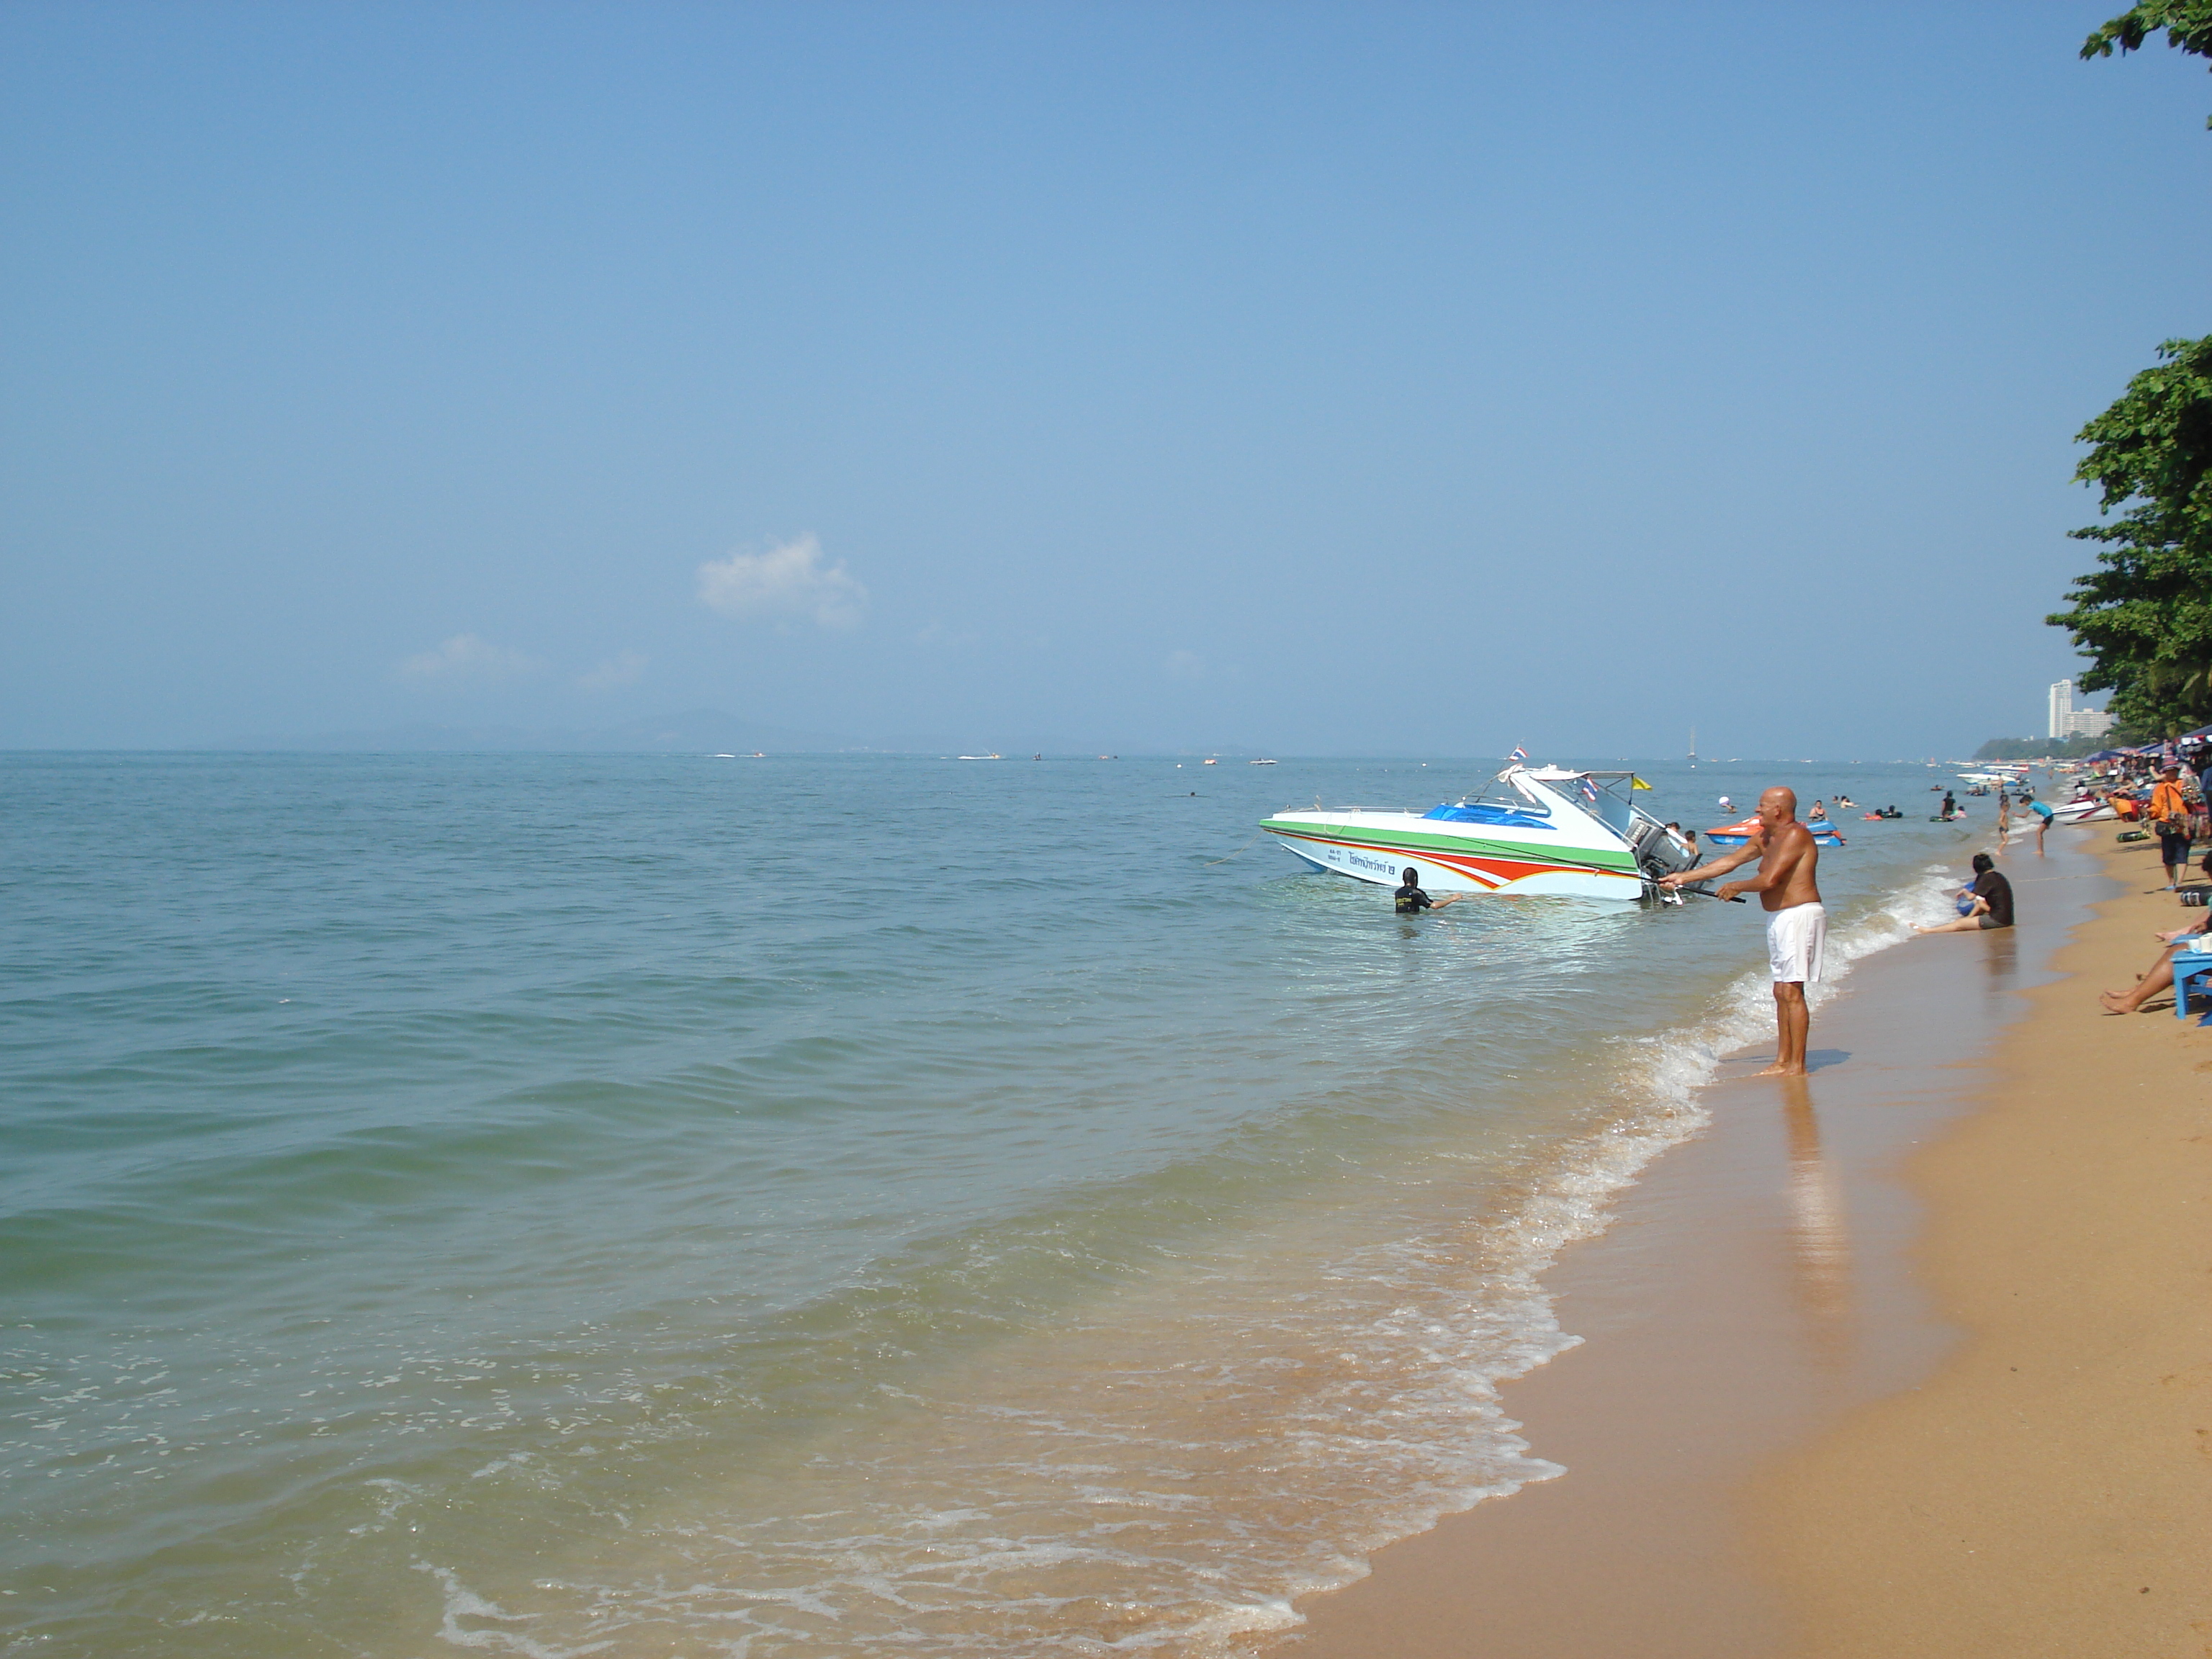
1269, 827, 1646, 900
1259, 766, 1690, 903
2054, 799, 2115, 824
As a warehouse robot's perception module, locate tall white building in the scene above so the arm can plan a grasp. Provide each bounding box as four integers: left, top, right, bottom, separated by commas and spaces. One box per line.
2047, 678, 2116, 741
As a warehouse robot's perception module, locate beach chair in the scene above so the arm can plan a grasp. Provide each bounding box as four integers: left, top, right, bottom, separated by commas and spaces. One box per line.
2172, 950, 2212, 1019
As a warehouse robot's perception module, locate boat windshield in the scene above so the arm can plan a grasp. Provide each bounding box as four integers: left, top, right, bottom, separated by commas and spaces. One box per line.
1421, 801, 1555, 830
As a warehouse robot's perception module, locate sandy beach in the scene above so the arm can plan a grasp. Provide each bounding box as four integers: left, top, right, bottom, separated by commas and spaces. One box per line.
1269, 830, 2212, 1658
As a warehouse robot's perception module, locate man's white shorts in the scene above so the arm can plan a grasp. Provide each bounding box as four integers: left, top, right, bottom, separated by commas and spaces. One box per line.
1766, 901, 1827, 984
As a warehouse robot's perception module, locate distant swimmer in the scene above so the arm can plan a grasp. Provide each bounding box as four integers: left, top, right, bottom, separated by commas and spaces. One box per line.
1394, 867, 1465, 915
1717, 795, 1733, 812
1807, 800, 1828, 822
1659, 786, 1824, 1076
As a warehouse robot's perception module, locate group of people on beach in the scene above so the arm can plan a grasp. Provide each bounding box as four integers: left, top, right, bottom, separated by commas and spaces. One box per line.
1389, 745, 2212, 1066
2095, 745, 2212, 1015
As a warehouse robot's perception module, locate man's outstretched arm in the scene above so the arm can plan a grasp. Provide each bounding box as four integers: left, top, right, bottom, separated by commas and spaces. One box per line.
1660, 838, 1761, 888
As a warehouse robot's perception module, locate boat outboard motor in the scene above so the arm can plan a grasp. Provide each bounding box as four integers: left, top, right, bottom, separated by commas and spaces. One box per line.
1627, 814, 1699, 879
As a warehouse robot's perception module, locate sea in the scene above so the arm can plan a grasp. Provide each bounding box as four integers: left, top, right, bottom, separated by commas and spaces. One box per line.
1, 751, 1992, 1658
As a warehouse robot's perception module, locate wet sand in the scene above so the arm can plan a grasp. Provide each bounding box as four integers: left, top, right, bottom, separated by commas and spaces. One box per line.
1265, 830, 2210, 1656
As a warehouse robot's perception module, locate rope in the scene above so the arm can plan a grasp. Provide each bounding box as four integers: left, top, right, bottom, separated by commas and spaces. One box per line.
1204, 831, 1267, 866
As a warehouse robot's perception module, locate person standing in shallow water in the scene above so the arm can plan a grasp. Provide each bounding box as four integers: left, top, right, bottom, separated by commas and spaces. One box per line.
1658, 786, 1825, 1076
1393, 867, 1465, 914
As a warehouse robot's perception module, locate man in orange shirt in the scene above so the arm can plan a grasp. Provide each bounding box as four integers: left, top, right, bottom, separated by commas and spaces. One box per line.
2149, 765, 2193, 890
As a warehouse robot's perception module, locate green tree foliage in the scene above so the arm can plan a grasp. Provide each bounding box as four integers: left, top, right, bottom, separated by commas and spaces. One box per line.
2082, 1, 2212, 126
2048, 337, 2212, 738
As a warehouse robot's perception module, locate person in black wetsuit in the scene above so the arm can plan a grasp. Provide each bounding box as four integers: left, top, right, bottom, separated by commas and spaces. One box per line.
1394, 866, 1465, 914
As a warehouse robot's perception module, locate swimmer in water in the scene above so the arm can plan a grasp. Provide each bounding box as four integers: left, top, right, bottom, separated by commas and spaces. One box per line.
1393, 867, 1465, 915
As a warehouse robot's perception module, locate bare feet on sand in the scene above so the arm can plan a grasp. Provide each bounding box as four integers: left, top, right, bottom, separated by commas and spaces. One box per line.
2100, 990, 2136, 1015
1755, 1061, 1809, 1076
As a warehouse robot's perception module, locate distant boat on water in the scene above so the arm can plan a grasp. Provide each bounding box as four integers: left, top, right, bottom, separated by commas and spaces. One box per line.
958, 752, 1002, 760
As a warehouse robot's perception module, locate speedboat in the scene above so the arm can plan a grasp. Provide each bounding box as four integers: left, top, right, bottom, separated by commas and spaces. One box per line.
1260, 764, 1699, 902
1705, 814, 1845, 848
2052, 794, 2116, 824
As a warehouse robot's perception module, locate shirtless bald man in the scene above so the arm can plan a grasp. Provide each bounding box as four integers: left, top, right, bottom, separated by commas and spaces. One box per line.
1658, 786, 1825, 1076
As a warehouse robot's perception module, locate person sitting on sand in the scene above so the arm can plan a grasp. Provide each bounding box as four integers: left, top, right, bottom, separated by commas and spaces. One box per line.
2099, 913, 2211, 1015
1915, 853, 2013, 933
1393, 866, 1464, 915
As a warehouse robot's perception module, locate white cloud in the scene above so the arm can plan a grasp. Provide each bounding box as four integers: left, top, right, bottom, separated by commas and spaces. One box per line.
696, 534, 866, 629
397, 634, 542, 682
578, 650, 649, 690
1164, 649, 1205, 680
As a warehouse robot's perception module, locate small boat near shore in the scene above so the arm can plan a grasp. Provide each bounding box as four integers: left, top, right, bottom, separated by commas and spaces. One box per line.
2052, 795, 2116, 824
1704, 814, 1846, 848
1261, 763, 1699, 902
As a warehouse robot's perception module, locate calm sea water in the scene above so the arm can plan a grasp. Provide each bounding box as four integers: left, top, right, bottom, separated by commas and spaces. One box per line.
2, 752, 1987, 1656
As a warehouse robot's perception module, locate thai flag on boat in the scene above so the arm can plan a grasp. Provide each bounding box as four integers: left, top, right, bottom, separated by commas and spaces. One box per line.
1579, 777, 1599, 802
1508, 746, 1527, 762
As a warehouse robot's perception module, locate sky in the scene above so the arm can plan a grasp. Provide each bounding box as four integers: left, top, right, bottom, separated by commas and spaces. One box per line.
3, 2, 2208, 757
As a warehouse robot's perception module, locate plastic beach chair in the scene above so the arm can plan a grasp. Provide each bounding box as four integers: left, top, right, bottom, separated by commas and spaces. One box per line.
2173, 949, 2212, 1019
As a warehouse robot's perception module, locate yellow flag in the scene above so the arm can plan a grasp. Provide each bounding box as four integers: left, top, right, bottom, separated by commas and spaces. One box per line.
1631, 775, 1652, 791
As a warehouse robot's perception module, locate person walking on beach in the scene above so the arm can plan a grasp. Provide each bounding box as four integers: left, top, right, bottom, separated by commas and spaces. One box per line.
2149, 765, 2193, 889
1393, 867, 1465, 915
1658, 786, 1824, 1076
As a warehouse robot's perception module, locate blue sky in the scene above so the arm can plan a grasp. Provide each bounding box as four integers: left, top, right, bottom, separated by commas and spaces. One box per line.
3, 2, 2206, 755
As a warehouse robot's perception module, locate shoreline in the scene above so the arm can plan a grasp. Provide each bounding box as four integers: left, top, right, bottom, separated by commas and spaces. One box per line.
1264, 828, 2208, 1656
